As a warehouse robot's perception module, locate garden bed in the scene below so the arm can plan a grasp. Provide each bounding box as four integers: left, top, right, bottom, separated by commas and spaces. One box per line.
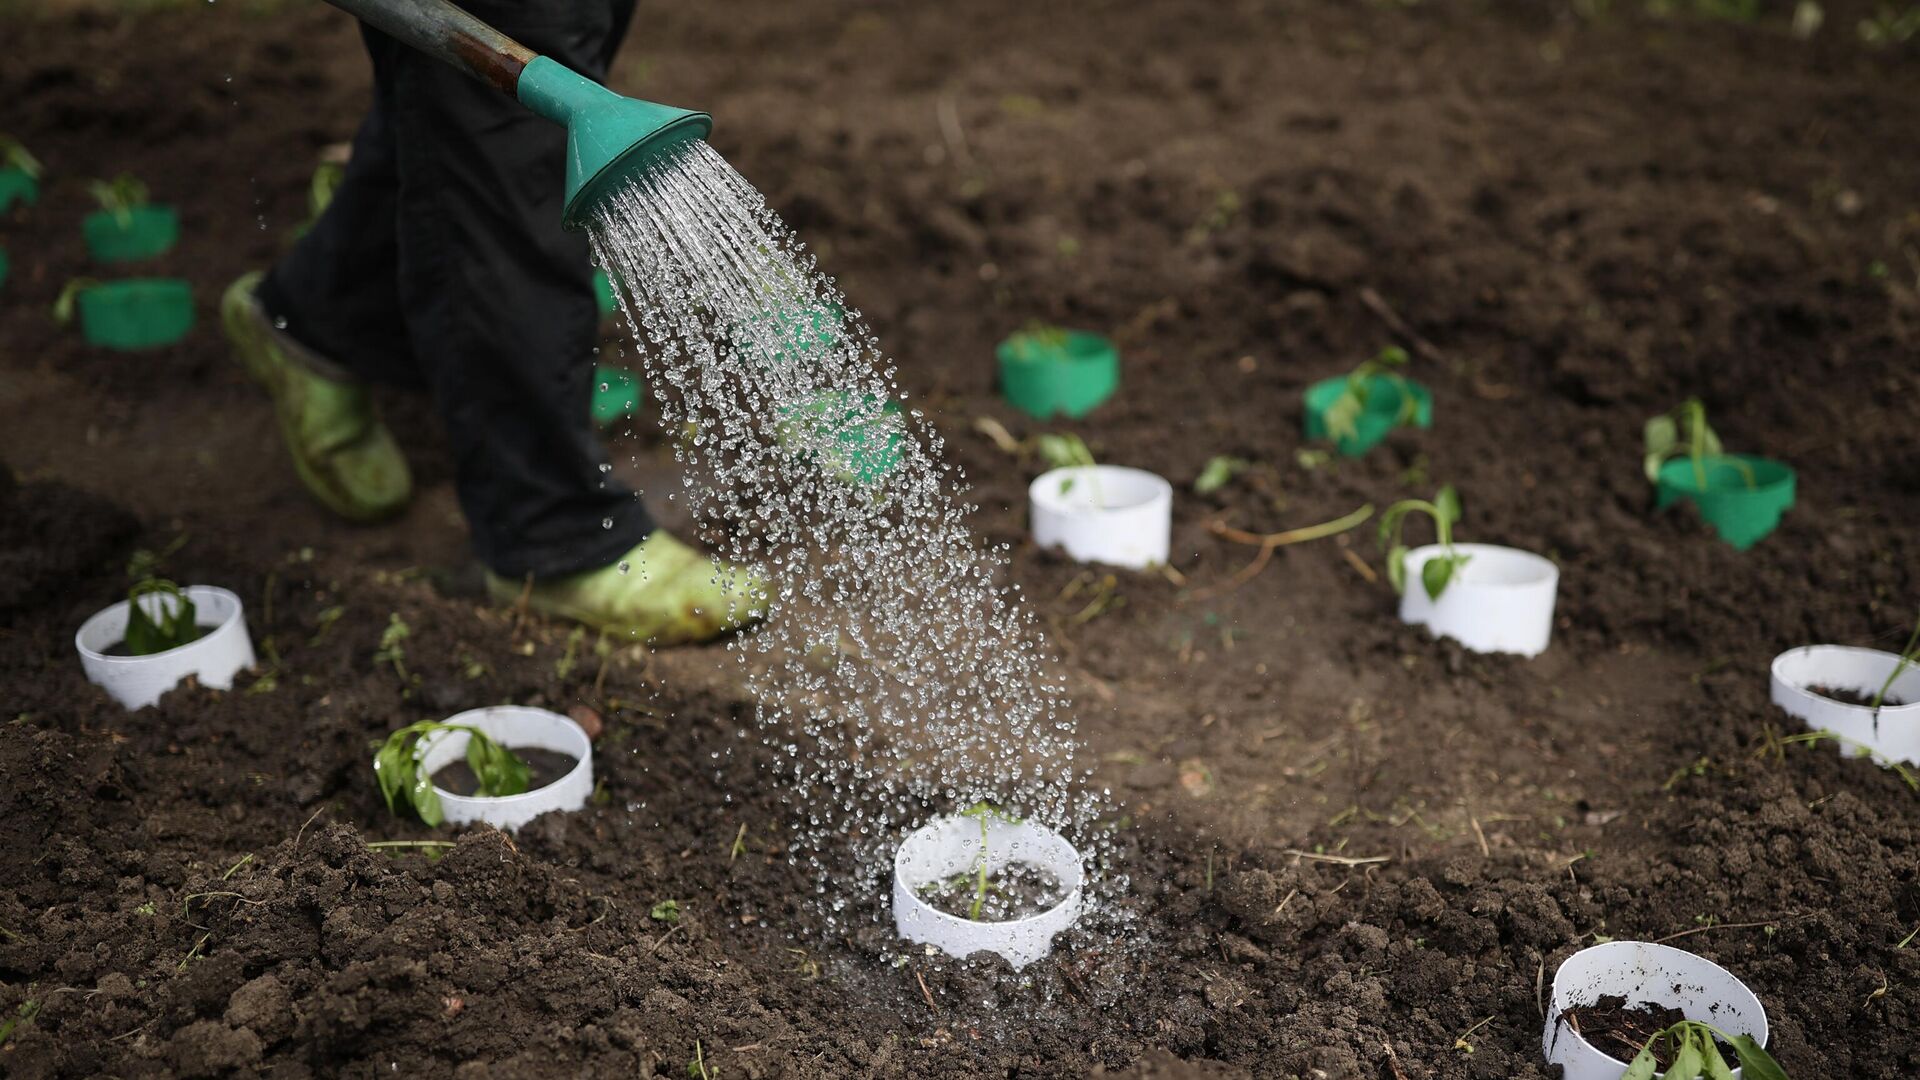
2, 0, 1918, 1077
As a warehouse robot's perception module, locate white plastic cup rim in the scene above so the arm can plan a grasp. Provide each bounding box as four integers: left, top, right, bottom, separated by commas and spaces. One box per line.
1028, 465, 1173, 570
1769, 645, 1920, 765
1544, 941, 1768, 1080
1397, 543, 1559, 657
74, 585, 256, 709
892, 814, 1085, 969
416, 706, 594, 831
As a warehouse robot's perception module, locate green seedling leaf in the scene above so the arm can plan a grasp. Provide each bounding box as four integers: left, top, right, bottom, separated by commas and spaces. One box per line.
123, 579, 203, 656
1434, 484, 1462, 528
1194, 455, 1252, 495
1644, 414, 1678, 482
53, 278, 99, 325
0, 136, 43, 180
88, 173, 150, 228
1009, 319, 1071, 360
375, 739, 407, 813
1704, 1042, 1737, 1080
1323, 346, 1413, 444
1421, 552, 1469, 601
1035, 433, 1095, 471
1621, 1040, 1659, 1080
1666, 1029, 1704, 1080
1729, 1035, 1790, 1080
651, 899, 682, 924
1386, 543, 1410, 595
408, 766, 443, 828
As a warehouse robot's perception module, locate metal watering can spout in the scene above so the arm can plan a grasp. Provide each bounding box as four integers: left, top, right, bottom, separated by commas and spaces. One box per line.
321, 0, 712, 230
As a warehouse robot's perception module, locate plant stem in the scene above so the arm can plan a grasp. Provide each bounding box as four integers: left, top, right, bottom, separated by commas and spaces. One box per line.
968, 814, 989, 921
1870, 614, 1920, 714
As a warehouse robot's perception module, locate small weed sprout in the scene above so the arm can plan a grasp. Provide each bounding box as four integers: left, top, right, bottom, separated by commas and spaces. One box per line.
1378, 485, 1470, 600
1859, 3, 1920, 44
1869, 611, 1920, 715
87, 173, 151, 228
374, 613, 411, 681
1, 136, 42, 179
687, 1039, 713, 1080
1616, 1018, 1789, 1080
1323, 345, 1414, 444
651, 899, 682, 924
51, 278, 102, 325
1194, 455, 1253, 495
1644, 397, 1753, 491
374, 721, 529, 826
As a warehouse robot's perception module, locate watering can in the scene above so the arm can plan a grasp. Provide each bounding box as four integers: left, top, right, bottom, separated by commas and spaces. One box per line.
323, 0, 711, 230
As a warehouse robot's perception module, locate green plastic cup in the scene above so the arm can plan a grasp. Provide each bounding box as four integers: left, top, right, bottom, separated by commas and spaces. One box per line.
778, 390, 903, 486
1302, 374, 1434, 457
592, 365, 643, 427
74, 279, 194, 350
997, 330, 1119, 420
0, 168, 38, 214
82, 206, 179, 263
1654, 454, 1795, 550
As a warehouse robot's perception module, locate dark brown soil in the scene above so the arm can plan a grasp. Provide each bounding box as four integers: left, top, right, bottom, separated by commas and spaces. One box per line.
919, 863, 1066, 922
1809, 684, 1906, 708
431, 748, 578, 798
4, 1, 1920, 1078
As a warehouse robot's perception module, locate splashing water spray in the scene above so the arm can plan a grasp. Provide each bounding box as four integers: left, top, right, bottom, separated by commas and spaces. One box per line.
320, 0, 1126, 975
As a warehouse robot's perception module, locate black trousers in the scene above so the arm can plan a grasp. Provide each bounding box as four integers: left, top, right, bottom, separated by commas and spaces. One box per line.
259, 0, 653, 579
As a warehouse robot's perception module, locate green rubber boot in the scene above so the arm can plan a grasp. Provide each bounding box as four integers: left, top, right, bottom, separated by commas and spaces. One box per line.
485, 531, 766, 646
222, 273, 411, 523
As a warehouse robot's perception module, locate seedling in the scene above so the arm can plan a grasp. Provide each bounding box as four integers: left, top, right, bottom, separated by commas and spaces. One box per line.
1004, 319, 1072, 361
1869, 611, 1919, 714
1644, 398, 1753, 491
650, 899, 682, 924
1036, 432, 1105, 504
957, 801, 1019, 921
1, 136, 42, 180
1378, 485, 1469, 600
1615, 1018, 1788, 1080
87, 173, 151, 228
123, 578, 204, 656
1194, 455, 1253, 495
687, 1039, 713, 1080
1322, 346, 1415, 444
373, 721, 530, 827
374, 613, 411, 681
51, 278, 100, 325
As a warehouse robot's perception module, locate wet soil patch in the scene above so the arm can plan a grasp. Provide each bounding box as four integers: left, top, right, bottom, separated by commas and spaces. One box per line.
431, 747, 578, 796
918, 862, 1066, 922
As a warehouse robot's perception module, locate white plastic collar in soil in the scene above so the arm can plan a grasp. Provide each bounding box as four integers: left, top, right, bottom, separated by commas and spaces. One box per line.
1028, 465, 1172, 570
893, 814, 1084, 969
1770, 645, 1920, 767
416, 706, 594, 832
75, 585, 257, 710
1543, 940, 1769, 1080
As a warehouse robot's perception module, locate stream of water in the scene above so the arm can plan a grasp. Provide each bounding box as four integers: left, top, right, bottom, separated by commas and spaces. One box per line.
588, 140, 1120, 943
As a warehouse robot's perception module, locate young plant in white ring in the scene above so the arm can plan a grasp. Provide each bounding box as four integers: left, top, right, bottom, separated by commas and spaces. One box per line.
1380, 485, 1559, 657
1768, 614, 1920, 770
892, 804, 1084, 969
374, 706, 593, 831
1028, 433, 1172, 570
1543, 941, 1788, 1080
75, 581, 257, 710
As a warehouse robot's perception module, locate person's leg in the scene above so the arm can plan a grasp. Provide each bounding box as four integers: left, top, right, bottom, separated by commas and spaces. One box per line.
220, 27, 413, 523
385, 0, 651, 579
254, 28, 420, 388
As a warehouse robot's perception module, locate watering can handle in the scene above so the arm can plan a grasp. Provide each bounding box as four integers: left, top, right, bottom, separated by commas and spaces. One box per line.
322, 0, 538, 95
